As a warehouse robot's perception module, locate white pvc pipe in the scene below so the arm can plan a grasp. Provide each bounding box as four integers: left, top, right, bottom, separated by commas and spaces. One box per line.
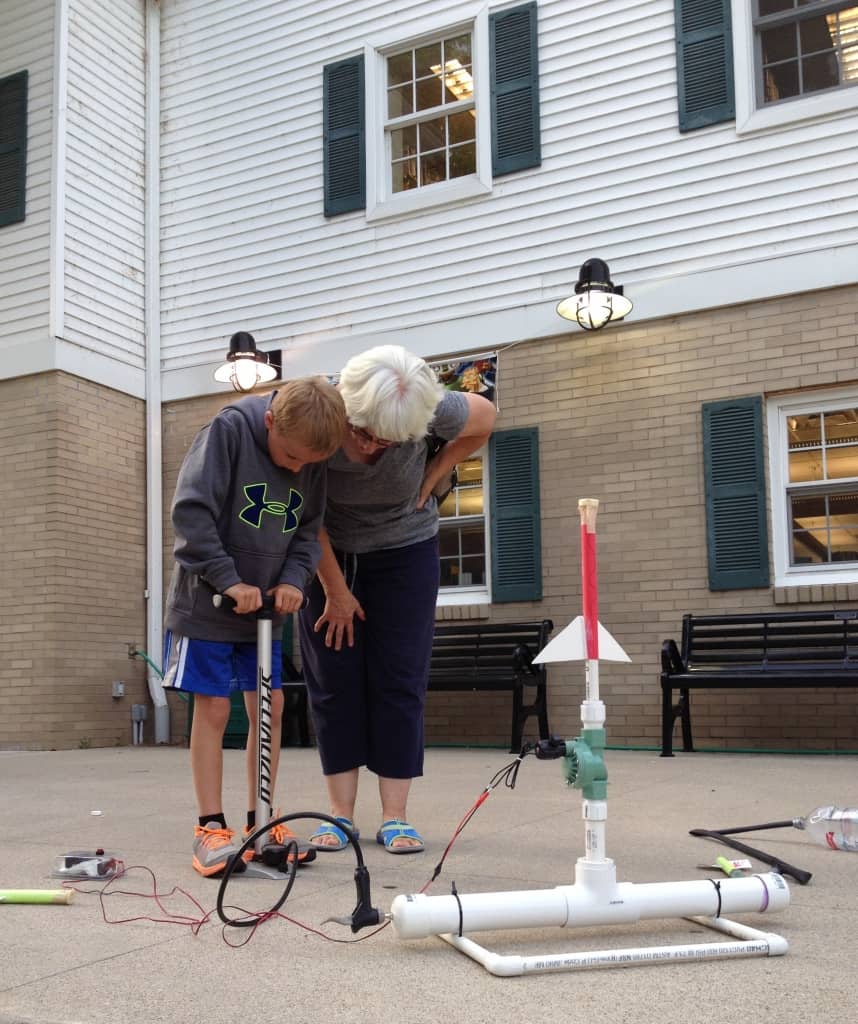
144, 0, 169, 743
390, 872, 789, 940
440, 914, 788, 976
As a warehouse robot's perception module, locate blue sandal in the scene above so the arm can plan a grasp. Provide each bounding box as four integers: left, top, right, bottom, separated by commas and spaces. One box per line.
309, 816, 359, 852
376, 819, 424, 854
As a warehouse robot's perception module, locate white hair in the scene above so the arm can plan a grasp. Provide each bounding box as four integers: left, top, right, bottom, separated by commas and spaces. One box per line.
338, 345, 444, 441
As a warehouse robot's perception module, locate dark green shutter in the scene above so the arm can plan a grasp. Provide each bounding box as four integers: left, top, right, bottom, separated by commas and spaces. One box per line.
0, 70, 27, 227
703, 396, 770, 590
675, 0, 734, 132
323, 56, 365, 216
490, 2, 541, 176
490, 426, 542, 602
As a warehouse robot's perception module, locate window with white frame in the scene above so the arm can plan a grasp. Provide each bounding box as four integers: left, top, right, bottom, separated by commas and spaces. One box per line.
386, 33, 477, 195
438, 451, 488, 592
768, 389, 858, 585
733, 0, 858, 131
755, 1, 858, 105
325, 4, 540, 220
363, 8, 494, 220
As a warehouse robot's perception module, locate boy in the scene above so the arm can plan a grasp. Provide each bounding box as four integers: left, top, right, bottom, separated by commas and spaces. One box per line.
163, 376, 346, 877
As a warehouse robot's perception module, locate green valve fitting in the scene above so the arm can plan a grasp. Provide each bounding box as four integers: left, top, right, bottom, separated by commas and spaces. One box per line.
563, 731, 608, 799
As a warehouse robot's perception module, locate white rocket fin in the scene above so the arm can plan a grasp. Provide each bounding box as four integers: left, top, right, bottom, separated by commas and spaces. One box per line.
533, 615, 631, 664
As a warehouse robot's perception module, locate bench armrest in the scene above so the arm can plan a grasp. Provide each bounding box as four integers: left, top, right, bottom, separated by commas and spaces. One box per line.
513, 642, 543, 682
661, 638, 685, 676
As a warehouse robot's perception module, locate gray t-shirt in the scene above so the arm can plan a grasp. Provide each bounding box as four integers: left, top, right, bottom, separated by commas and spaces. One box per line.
324, 390, 469, 554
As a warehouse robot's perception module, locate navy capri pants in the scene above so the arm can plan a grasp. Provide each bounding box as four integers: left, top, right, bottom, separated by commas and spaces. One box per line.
298, 536, 439, 778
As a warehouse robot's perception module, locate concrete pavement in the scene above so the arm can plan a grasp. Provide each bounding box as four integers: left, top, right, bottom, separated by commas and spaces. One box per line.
2, 744, 857, 1023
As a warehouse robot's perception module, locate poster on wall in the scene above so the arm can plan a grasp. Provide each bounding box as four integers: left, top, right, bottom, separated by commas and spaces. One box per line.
327, 352, 498, 405
428, 353, 497, 405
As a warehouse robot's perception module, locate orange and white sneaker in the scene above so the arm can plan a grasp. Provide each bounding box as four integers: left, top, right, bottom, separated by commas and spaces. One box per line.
242, 815, 316, 867
192, 822, 247, 878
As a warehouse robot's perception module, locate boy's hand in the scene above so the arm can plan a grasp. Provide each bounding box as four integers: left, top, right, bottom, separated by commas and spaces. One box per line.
269, 583, 305, 615
314, 591, 366, 650
223, 582, 263, 614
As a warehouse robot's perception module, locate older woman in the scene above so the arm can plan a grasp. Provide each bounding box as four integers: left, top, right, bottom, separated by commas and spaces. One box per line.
299, 345, 496, 852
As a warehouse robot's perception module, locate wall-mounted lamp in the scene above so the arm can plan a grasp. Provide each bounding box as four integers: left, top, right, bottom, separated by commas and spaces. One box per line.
556, 258, 633, 331
214, 331, 279, 392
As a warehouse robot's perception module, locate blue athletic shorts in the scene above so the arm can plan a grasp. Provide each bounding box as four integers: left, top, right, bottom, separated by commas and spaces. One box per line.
161, 632, 283, 696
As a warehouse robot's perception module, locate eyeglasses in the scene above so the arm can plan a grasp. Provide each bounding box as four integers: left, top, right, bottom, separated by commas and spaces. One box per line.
349, 423, 396, 448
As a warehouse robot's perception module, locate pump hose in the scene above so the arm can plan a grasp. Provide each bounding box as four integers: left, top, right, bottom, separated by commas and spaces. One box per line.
216, 811, 377, 929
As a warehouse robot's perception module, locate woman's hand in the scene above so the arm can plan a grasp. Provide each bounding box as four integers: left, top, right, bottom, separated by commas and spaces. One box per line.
314, 590, 367, 650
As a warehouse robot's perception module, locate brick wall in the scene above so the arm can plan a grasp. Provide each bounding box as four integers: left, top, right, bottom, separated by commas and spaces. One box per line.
5, 287, 858, 752
159, 282, 858, 754
0, 373, 148, 749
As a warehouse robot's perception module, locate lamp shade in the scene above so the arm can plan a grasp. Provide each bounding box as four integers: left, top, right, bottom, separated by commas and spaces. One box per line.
557, 258, 633, 330
214, 331, 279, 392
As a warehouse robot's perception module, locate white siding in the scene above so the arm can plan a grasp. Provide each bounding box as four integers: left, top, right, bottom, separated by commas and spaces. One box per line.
159, 0, 858, 391
0, 0, 55, 358
63, 0, 145, 368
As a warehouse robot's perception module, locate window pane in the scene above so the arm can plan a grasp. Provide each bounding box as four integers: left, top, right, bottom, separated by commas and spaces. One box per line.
799, 14, 836, 52
420, 149, 446, 185
450, 142, 476, 179
456, 488, 482, 515
844, 42, 858, 81
438, 529, 460, 557
790, 492, 828, 563
415, 43, 442, 79
759, 0, 794, 15
391, 159, 418, 193
456, 457, 482, 485
792, 529, 825, 563
826, 444, 858, 478
822, 408, 858, 443
445, 34, 471, 65
419, 116, 445, 151
789, 490, 858, 564
765, 60, 800, 100
762, 24, 798, 63
460, 555, 485, 585
830, 492, 858, 559
439, 558, 459, 587
388, 83, 413, 118
789, 447, 823, 482
387, 51, 412, 87
415, 74, 443, 112
803, 51, 840, 91
788, 412, 821, 447
391, 125, 417, 160
449, 111, 476, 145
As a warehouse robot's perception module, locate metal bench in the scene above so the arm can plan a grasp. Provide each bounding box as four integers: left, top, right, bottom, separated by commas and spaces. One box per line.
660, 609, 858, 756
428, 619, 554, 752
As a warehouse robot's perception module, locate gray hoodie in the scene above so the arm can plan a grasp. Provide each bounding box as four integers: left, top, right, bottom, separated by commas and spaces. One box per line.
165, 392, 325, 642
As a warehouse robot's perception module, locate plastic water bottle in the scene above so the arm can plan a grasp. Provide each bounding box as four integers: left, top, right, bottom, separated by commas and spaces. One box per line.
792, 806, 858, 851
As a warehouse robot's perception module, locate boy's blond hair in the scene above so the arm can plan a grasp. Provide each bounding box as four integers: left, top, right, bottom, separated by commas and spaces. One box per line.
269, 377, 346, 457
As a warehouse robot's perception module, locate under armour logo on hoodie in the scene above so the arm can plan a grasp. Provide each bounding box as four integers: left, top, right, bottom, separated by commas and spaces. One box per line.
239, 482, 304, 533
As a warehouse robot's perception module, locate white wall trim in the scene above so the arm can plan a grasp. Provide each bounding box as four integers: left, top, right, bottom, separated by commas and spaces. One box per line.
160, 239, 858, 402
49, 0, 69, 341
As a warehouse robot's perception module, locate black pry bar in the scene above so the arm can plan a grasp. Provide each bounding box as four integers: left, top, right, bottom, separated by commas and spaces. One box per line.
689, 827, 813, 885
